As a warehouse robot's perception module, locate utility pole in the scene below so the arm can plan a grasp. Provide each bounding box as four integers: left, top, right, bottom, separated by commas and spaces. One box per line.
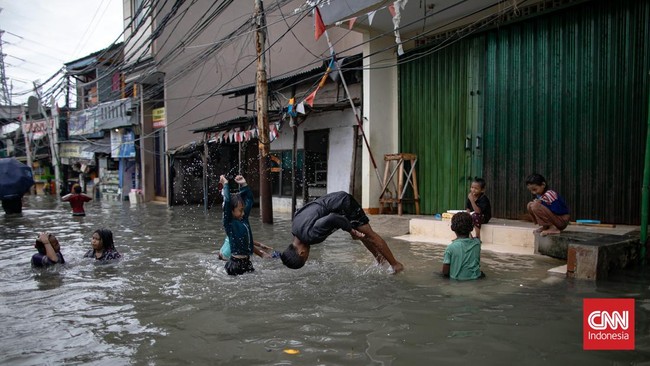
0, 30, 12, 104
34, 82, 61, 196
20, 105, 33, 170
254, 0, 273, 224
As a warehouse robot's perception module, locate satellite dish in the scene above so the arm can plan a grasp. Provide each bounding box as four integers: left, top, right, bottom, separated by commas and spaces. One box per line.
27, 96, 42, 119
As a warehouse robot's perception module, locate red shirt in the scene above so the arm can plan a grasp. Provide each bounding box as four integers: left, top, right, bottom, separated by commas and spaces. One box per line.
65, 194, 92, 215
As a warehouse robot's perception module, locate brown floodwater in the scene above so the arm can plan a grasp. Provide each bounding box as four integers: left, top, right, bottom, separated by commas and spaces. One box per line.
1, 194, 649, 365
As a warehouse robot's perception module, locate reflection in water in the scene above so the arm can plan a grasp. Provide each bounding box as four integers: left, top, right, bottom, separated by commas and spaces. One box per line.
33, 270, 64, 291
1, 195, 649, 364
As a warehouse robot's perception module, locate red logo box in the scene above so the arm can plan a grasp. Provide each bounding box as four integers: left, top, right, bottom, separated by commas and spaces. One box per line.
583, 298, 635, 350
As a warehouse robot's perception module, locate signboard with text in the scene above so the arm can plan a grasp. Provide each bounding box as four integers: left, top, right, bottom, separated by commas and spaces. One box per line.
152, 107, 166, 129
110, 128, 136, 158
59, 142, 94, 160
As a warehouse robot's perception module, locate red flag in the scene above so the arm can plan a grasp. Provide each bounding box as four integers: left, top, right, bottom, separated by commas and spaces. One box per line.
304, 89, 318, 107
348, 17, 357, 30
388, 4, 396, 17
314, 7, 326, 40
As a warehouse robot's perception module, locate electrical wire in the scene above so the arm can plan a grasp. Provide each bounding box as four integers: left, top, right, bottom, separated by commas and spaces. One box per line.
21, 0, 524, 154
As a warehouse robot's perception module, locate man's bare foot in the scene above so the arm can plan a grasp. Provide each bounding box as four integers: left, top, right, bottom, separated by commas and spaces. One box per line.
391, 262, 404, 274
534, 226, 550, 234
540, 228, 561, 236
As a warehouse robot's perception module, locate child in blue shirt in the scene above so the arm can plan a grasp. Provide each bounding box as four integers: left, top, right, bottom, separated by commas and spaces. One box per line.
525, 173, 570, 236
220, 174, 258, 275
217, 237, 279, 261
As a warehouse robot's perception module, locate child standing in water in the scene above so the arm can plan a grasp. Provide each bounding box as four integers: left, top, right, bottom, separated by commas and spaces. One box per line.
61, 184, 92, 216
525, 173, 570, 236
220, 174, 258, 276
442, 212, 484, 280
217, 237, 278, 261
465, 177, 491, 239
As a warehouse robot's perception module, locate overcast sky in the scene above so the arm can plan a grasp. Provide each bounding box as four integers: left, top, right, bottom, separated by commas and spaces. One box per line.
0, 0, 124, 104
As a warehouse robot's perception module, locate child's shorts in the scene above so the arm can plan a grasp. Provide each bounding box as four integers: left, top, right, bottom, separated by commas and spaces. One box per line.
341, 193, 370, 228
225, 256, 254, 276
470, 212, 486, 228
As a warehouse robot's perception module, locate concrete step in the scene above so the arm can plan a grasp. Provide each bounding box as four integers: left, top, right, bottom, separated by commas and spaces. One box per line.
398, 217, 537, 255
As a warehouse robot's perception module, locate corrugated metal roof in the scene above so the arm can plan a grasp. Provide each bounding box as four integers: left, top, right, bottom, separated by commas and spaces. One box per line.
65, 42, 124, 72
191, 116, 256, 134
167, 141, 204, 156
221, 53, 363, 97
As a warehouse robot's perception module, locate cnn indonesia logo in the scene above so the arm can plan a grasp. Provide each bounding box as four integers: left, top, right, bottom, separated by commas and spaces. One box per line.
583, 298, 635, 350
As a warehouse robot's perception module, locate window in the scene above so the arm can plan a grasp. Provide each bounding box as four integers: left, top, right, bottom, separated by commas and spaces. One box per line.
270, 150, 303, 197
133, 0, 148, 30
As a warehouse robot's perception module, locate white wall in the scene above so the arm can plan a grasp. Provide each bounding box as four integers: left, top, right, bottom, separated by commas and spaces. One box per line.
327, 126, 355, 193
362, 32, 399, 212
122, 0, 153, 66
269, 99, 359, 213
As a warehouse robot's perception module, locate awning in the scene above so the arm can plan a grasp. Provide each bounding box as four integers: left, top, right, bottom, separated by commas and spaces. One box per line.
191, 115, 256, 134
167, 141, 204, 159
221, 53, 362, 97
83, 137, 112, 154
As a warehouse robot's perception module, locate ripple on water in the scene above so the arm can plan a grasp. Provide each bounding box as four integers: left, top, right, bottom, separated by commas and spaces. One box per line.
1, 195, 650, 365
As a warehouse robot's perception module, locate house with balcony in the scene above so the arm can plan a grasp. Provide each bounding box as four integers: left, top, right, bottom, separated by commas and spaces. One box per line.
63, 42, 139, 200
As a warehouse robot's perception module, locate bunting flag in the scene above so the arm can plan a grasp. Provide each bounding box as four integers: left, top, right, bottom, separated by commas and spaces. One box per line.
314, 7, 326, 41
319, 58, 335, 88
348, 17, 357, 29
269, 123, 281, 141
296, 102, 305, 114
287, 97, 297, 117
207, 125, 267, 144
388, 3, 396, 17
392, 0, 408, 56
304, 89, 317, 107
304, 3, 408, 107
367, 10, 376, 25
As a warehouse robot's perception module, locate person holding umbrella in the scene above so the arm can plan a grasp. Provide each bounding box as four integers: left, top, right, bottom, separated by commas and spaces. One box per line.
0, 158, 34, 215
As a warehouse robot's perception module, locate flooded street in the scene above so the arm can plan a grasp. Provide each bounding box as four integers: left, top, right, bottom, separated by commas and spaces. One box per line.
1, 195, 650, 365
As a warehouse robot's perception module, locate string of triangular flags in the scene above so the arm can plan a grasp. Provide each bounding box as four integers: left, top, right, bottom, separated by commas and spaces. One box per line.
325, 0, 409, 56
286, 1, 410, 120
206, 123, 281, 144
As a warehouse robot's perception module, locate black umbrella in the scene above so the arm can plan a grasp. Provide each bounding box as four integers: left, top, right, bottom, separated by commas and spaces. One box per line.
0, 158, 35, 200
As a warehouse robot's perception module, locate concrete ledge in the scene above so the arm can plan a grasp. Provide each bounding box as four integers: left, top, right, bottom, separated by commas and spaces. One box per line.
404, 217, 641, 279
535, 231, 604, 259
406, 218, 536, 254
566, 236, 639, 280
534, 231, 640, 280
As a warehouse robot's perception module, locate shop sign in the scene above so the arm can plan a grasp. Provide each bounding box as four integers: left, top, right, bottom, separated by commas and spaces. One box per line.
59, 142, 94, 159
110, 128, 136, 158
68, 110, 95, 136
25, 119, 49, 140
152, 107, 166, 129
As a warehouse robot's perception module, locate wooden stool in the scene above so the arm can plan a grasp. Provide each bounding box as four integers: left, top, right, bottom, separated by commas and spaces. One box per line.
379, 153, 420, 215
